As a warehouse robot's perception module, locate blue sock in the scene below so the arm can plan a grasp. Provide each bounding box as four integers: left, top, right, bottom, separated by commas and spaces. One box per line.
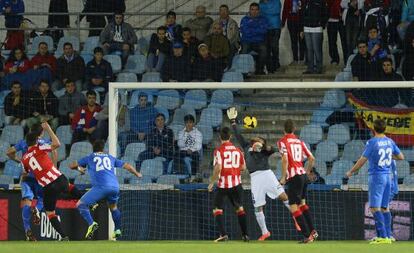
78, 203, 94, 226
383, 211, 392, 238
373, 211, 386, 238
111, 209, 121, 230
22, 205, 32, 232
36, 198, 43, 211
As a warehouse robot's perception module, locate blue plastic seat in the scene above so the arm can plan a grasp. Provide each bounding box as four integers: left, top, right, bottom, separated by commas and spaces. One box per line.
310, 109, 334, 128
140, 159, 164, 179
230, 54, 255, 74
0, 141, 10, 163
142, 72, 162, 82
154, 106, 170, 123
299, 124, 323, 145
222, 71, 244, 82
56, 125, 73, 145
128, 89, 157, 107
3, 160, 22, 179
327, 124, 350, 145
315, 141, 338, 162
81, 36, 100, 55
123, 54, 146, 74
208, 90, 234, 109
0, 125, 24, 145
341, 140, 365, 161
59, 160, 79, 180
155, 90, 180, 110
0, 175, 14, 185
157, 175, 181, 185
123, 142, 146, 161
321, 89, 346, 109
181, 90, 207, 110
55, 36, 80, 56
116, 72, 138, 82
199, 107, 223, 128
196, 125, 213, 144
68, 142, 93, 161
103, 55, 122, 73
171, 108, 196, 125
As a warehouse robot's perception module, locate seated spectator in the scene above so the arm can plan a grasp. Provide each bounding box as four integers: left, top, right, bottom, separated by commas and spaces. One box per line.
55, 42, 85, 92
192, 44, 224, 82
403, 37, 414, 81
161, 42, 192, 82
182, 27, 199, 63
100, 11, 137, 65
71, 90, 102, 144
26, 80, 59, 131
377, 58, 403, 81
184, 5, 213, 41
367, 26, 388, 63
3, 48, 32, 90
4, 81, 28, 126
85, 47, 113, 95
204, 22, 230, 67
351, 40, 377, 81
136, 113, 174, 170
146, 26, 172, 72
165, 11, 183, 42
240, 3, 269, 74
58, 79, 86, 125
118, 93, 158, 153
171, 114, 202, 176
30, 41, 57, 83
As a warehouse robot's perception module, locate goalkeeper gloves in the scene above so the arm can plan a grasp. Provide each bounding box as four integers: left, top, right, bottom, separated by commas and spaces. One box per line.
227, 107, 238, 123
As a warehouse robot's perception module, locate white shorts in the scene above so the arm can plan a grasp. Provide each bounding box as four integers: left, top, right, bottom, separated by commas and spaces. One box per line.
251, 169, 285, 208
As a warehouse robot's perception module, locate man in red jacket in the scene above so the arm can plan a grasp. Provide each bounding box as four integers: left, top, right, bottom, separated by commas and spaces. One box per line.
31, 42, 57, 74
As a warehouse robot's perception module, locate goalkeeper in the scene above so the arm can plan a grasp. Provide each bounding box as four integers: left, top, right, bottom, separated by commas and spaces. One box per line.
227, 107, 294, 241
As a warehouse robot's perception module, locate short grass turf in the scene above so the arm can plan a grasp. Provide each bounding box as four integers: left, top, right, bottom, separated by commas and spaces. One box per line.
0, 241, 413, 253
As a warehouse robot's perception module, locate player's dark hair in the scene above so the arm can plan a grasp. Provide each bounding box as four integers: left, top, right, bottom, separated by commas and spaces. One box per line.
284, 119, 295, 134
93, 139, 105, 152
373, 119, 386, 133
30, 123, 43, 137
184, 114, 195, 123
219, 127, 231, 141
25, 131, 39, 147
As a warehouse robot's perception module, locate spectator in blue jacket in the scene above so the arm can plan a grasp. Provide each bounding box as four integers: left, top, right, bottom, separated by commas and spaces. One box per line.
398, 0, 414, 40
240, 2, 269, 74
260, 0, 282, 73
0, 0, 24, 28
85, 47, 113, 95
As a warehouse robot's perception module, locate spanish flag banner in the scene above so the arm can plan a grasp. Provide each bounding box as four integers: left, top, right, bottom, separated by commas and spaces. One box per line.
348, 94, 414, 146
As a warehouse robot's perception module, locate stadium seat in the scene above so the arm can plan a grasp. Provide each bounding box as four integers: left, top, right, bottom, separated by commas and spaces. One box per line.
56, 125, 73, 145
154, 106, 170, 123
331, 160, 354, 176
123, 54, 146, 74
299, 124, 323, 145
142, 72, 162, 82
181, 90, 207, 110
0, 125, 24, 145
0, 141, 10, 163
129, 176, 153, 185
321, 89, 346, 109
155, 90, 180, 110
55, 36, 80, 56
136, 36, 150, 55
140, 159, 164, 179
117, 72, 138, 82
0, 175, 14, 185
403, 149, 414, 162
59, 160, 79, 180
396, 160, 411, 179
310, 109, 334, 127
222, 71, 244, 82
230, 54, 255, 74
314, 160, 327, 176
327, 124, 350, 145
324, 174, 343, 185
344, 54, 356, 72
208, 90, 234, 109
74, 174, 91, 185
81, 36, 100, 55
116, 157, 135, 180
3, 160, 22, 179
0, 90, 10, 108
171, 108, 196, 125
334, 71, 352, 82
56, 145, 67, 162
30, 35, 54, 54
104, 141, 121, 158
196, 125, 213, 144
123, 142, 146, 161
128, 89, 157, 107
169, 124, 184, 140
157, 175, 181, 185
403, 174, 414, 185
199, 107, 223, 128
103, 55, 122, 73
80, 53, 94, 65
315, 141, 338, 162
341, 140, 365, 161
68, 142, 93, 161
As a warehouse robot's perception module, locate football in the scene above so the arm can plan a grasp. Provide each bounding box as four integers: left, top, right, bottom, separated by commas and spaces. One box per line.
243, 116, 258, 129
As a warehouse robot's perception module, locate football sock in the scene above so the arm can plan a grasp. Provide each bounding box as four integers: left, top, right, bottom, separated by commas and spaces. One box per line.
48, 213, 66, 237
78, 203, 94, 226
293, 210, 309, 237
283, 200, 291, 211
213, 210, 226, 236
237, 210, 248, 236
255, 211, 269, 235
22, 205, 32, 232
383, 211, 392, 238
300, 205, 315, 232
373, 211, 386, 238
68, 184, 82, 199
111, 209, 121, 231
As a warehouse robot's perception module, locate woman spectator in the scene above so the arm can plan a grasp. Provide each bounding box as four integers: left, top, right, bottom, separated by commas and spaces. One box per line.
3, 48, 33, 90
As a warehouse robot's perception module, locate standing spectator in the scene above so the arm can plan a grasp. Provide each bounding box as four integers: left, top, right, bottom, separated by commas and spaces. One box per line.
0, 0, 25, 49
58, 79, 86, 125
26, 80, 59, 131
260, 0, 282, 73
30, 42, 56, 83
147, 26, 172, 72
240, 3, 269, 75
192, 44, 224, 82
4, 81, 28, 126
136, 113, 174, 170
204, 22, 230, 67
282, 0, 306, 64
78, 0, 106, 37
341, 0, 363, 55
100, 11, 137, 65
71, 90, 102, 144
182, 27, 199, 63
302, 0, 329, 74
173, 114, 202, 176
377, 57, 403, 81
102, 0, 126, 23
118, 93, 158, 152
403, 37, 414, 80
327, 0, 348, 64
165, 11, 183, 42
55, 42, 85, 92
161, 42, 192, 82
85, 47, 113, 94
47, 0, 69, 43
351, 40, 377, 81
3, 47, 32, 90
397, 0, 414, 41
184, 5, 213, 41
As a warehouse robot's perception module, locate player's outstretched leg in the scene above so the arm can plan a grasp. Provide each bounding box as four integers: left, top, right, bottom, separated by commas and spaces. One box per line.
47, 212, 67, 239
109, 203, 122, 239
300, 203, 318, 240
22, 199, 36, 241
236, 207, 249, 242
213, 209, 228, 242
78, 201, 99, 239
255, 206, 270, 241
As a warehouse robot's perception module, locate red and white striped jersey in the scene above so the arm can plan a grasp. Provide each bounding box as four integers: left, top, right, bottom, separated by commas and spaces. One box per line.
213, 141, 245, 189
21, 143, 62, 187
277, 134, 312, 180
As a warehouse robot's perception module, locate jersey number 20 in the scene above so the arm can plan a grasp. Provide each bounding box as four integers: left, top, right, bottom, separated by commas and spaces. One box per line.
223, 151, 240, 169
94, 157, 112, 171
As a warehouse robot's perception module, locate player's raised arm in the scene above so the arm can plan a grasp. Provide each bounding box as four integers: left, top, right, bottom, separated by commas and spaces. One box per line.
41, 122, 60, 150
123, 162, 142, 178
227, 107, 249, 149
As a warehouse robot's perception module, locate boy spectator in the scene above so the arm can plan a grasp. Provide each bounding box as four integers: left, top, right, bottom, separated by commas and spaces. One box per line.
204, 23, 230, 67
55, 42, 85, 92
85, 47, 113, 94
161, 42, 192, 82
4, 81, 28, 126
147, 26, 172, 72
184, 5, 213, 41
165, 11, 183, 42
367, 26, 388, 63
58, 79, 86, 125
192, 44, 224, 82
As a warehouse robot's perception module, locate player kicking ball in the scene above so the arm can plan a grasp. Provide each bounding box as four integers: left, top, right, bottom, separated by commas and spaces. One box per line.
208, 127, 249, 242
227, 107, 294, 241
69, 139, 142, 240
346, 119, 404, 244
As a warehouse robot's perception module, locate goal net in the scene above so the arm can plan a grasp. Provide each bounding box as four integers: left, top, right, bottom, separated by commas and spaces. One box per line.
107, 81, 414, 241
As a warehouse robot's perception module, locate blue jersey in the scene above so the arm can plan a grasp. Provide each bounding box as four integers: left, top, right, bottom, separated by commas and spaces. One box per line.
78, 152, 125, 188
14, 138, 50, 178
390, 160, 398, 195
362, 136, 401, 175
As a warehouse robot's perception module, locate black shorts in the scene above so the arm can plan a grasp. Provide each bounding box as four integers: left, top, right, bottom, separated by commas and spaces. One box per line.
213, 184, 244, 210
286, 174, 308, 205
43, 175, 69, 212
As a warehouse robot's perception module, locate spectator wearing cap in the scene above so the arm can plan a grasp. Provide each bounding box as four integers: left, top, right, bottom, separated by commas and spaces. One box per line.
161, 41, 192, 82
147, 26, 172, 72
58, 79, 86, 125
85, 47, 113, 94
165, 11, 183, 42
172, 114, 202, 176
55, 42, 85, 92
192, 44, 224, 82
184, 5, 213, 41
136, 113, 174, 170
204, 22, 230, 67
182, 27, 199, 63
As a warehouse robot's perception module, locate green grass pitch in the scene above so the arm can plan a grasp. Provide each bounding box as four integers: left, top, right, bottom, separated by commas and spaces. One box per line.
0, 241, 413, 253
